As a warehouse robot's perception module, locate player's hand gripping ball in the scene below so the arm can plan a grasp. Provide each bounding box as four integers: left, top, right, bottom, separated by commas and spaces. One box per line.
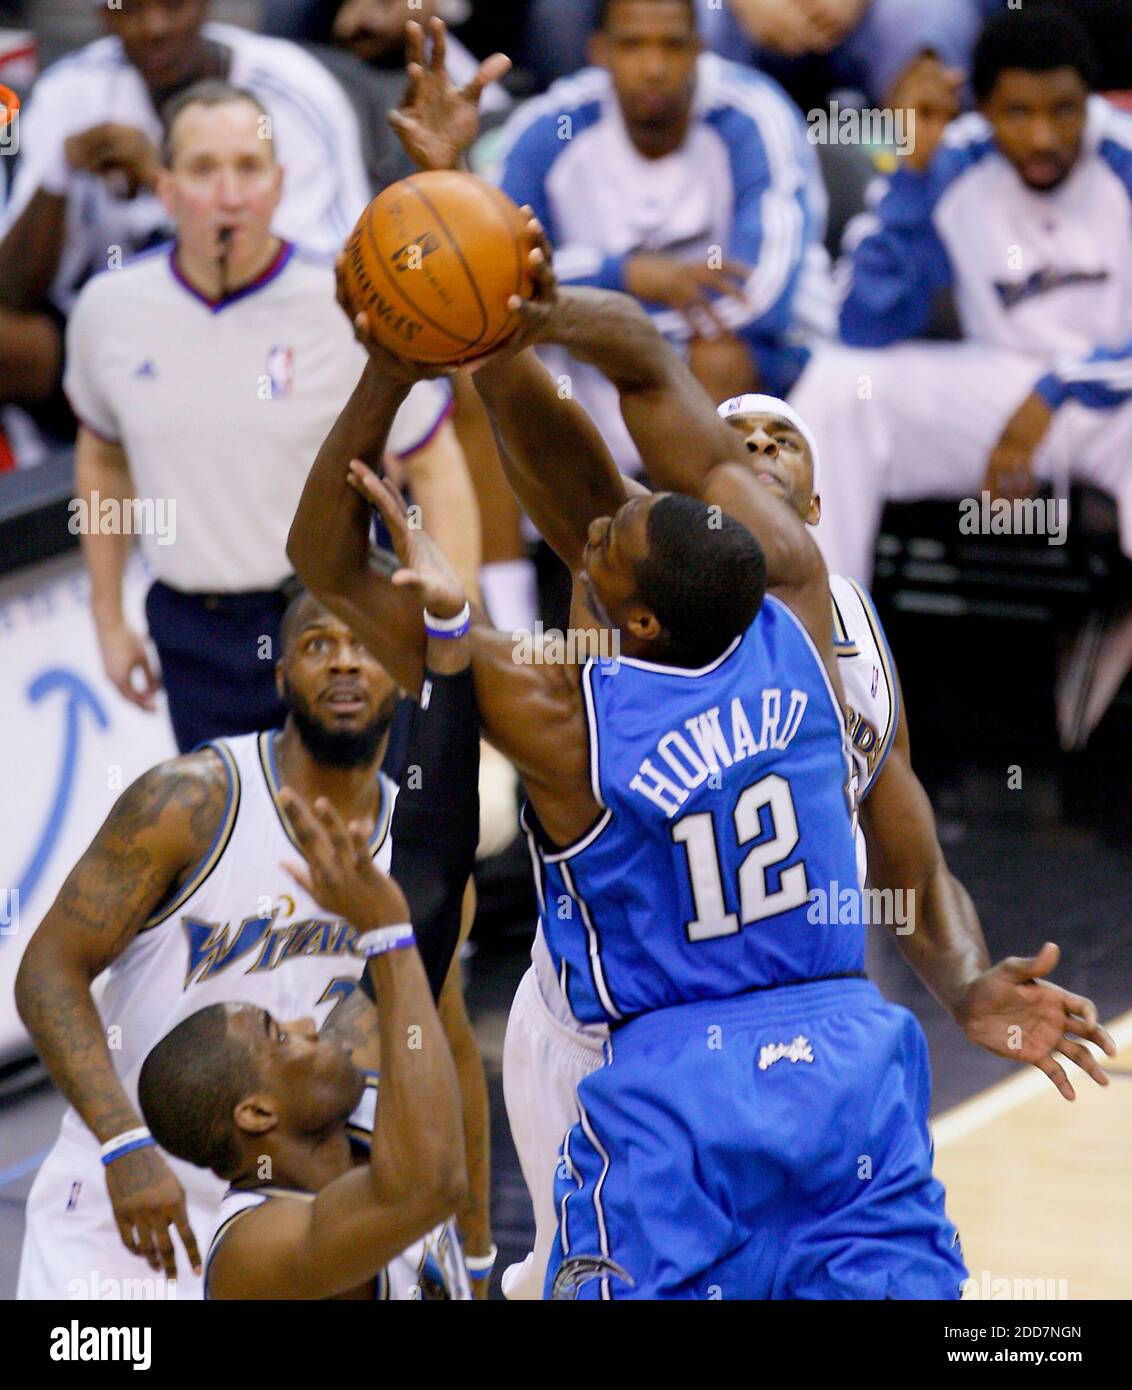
340, 170, 536, 366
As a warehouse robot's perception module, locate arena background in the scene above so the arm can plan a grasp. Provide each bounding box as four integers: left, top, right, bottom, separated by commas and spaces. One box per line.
1, 0, 1131, 1302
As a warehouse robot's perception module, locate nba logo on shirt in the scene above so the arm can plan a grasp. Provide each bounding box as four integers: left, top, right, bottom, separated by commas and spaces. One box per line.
265, 344, 294, 399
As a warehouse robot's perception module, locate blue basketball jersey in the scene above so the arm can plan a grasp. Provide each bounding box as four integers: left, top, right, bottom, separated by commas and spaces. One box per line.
527, 595, 864, 1026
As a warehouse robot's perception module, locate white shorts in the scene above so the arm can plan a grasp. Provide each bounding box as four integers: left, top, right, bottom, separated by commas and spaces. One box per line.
790, 341, 1132, 584
17, 1126, 216, 1301
500, 964, 607, 1300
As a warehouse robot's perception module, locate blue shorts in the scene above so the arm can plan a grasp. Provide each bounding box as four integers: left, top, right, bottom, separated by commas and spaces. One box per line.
545, 978, 966, 1300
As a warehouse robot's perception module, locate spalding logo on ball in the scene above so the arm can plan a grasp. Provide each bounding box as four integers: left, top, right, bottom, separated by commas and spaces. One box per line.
341, 170, 536, 366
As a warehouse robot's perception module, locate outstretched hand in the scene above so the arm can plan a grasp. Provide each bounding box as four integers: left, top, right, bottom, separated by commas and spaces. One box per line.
389, 17, 511, 173
347, 463, 468, 619
956, 942, 1116, 1100
279, 788, 409, 931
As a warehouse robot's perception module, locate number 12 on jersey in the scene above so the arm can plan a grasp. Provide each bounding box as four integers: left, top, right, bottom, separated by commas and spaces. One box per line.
670, 773, 809, 942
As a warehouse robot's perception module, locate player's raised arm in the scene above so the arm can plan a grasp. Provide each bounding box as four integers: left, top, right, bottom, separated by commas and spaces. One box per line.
351, 470, 599, 847
14, 756, 227, 1279
527, 283, 830, 620
203, 805, 466, 1300
368, 497, 480, 1001
863, 689, 1116, 1100
380, 19, 631, 574
287, 328, 431, 696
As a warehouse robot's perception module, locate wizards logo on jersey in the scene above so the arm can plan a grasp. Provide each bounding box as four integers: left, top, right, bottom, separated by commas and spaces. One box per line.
843, 704, 882, 778
182, 909, 360, 988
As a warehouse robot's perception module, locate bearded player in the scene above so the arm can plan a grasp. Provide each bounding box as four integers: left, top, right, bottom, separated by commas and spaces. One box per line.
140, 542, 480, 1298
15, 592, 490, 1299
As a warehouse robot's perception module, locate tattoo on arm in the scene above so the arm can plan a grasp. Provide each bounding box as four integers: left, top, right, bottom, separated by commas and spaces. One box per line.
14, 752, 228, 1141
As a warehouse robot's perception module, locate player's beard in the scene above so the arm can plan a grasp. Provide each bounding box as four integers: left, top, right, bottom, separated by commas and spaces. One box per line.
283, 679, 400, 770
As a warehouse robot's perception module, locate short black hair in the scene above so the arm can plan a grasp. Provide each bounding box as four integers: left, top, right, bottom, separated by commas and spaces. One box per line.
161, 80, 274, 166
972, 3, 1098, 103
596, 0, 696, 33
633, 493, 766, 667
138, 1005, 260, 1179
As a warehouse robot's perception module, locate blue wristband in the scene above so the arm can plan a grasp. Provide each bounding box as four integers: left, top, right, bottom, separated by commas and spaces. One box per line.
354, 923, 416, 958
465, 1243, 498, 1281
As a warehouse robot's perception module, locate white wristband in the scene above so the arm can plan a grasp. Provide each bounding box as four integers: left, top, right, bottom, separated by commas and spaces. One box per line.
465, 1243, 498, 1280
424, 602, 471, 638
354, 923, 416, 958
100, 1127, 155, 1166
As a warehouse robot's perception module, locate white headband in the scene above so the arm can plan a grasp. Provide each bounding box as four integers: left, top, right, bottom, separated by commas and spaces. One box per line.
716, 393, 820, 496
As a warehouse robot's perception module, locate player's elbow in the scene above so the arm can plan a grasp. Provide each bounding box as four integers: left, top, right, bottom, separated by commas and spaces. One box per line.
397, 1149, 467, 1238
434, 1156, 469, 1226
14, 936, 81, 1035
286, 518, 321, 586
287, 520, 350, 598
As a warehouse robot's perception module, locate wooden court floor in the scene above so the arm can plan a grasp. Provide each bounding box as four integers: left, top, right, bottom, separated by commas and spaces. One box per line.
933, 1011, 1132, 1301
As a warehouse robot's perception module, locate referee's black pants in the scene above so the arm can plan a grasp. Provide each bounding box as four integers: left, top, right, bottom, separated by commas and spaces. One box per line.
145, 580, 290, 753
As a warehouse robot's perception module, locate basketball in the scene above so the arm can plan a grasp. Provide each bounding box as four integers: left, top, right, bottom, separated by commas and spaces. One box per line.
341, 170, 536, 366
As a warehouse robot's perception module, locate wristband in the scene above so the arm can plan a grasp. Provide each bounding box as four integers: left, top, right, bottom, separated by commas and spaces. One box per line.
465, 1243, 498, 1281
354, 923, 416, 958
100, 1127, 156, 1167
424, 602, 471, 639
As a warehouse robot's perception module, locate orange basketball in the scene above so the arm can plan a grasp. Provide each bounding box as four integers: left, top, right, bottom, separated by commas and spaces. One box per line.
341, 170, 535, 366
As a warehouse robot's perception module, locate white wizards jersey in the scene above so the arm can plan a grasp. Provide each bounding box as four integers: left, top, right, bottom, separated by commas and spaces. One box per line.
842, 97, 1132, 359
205, 1077, 471, 1301
531, 577, 899, 1030
829, 574, 898, 887
55, 730, 396, 1205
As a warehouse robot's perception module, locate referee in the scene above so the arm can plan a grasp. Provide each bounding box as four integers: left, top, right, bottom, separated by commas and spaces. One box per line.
66, 81, 455, 752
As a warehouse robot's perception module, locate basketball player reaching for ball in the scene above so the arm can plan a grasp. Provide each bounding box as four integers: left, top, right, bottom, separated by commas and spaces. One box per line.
139, 565, 480, 1299
477, 362, 1117, 1297
15, 593, 488, 1299
378, 38, 1117, 1298
294, 291, 985, 1297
